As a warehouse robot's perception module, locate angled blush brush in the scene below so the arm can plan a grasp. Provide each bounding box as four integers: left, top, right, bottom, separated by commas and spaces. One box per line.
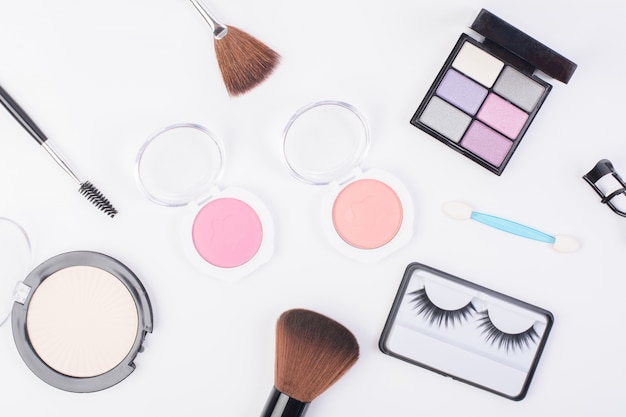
188, 0, 280, 96
261, 308, 360, 417
0, 84, 118, 217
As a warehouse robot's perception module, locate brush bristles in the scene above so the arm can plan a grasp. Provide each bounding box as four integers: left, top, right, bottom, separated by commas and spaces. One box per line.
274, 309, 359, 403
79, 181, 118, 218
214, 26, 280, 96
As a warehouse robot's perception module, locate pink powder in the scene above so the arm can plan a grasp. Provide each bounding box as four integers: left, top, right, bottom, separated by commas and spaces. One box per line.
461, 122, 512, 167
192, 198, 263, 268
477, 93, 529, 139
332, 179, 403, 249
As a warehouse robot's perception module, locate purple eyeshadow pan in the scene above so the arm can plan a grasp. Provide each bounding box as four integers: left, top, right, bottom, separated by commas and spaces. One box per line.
461, 121, 512, 167
436, 69, 488, 115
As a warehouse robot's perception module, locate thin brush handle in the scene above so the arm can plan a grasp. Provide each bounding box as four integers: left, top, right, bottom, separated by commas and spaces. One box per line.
0, 84, 48, 144
471, 211, 556, 244
0, 84, 83, 185
188, 0, 228, 39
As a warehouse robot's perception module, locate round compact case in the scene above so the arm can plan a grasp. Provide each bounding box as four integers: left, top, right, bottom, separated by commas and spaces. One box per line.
0, 218, 153, 393
135, 123, 274, 280
282, 100, 414, 261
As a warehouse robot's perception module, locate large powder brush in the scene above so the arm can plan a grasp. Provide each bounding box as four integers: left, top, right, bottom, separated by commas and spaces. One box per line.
261, 308, 360, 417
189, 0, 280, 96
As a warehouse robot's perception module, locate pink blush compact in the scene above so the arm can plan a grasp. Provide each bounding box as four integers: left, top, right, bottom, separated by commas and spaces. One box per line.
192, 197, 263, 268
136, 123, 274, 280
282, 101, 414, 261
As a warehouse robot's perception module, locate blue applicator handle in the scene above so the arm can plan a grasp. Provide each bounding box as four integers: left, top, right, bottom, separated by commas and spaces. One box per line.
470, 211, 556, 244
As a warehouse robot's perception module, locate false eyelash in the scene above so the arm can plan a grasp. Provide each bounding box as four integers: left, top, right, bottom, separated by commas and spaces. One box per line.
409, 288, 476, 327
477, 311, 539, 352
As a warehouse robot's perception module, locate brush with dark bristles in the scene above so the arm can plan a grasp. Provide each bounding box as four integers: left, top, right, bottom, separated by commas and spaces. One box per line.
0, 84, 118, 218
189, 0, 280, 96
261, 308, 360, 417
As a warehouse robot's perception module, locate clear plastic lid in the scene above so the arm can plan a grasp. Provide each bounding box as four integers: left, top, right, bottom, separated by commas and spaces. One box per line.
0, 217, 32, 326
282, 101, 371, 185
135, 123, 224, 207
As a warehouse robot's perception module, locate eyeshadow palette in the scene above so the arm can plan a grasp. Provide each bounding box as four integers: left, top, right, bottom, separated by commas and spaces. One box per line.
411, 9, 577, 175
379, 263, 553, 400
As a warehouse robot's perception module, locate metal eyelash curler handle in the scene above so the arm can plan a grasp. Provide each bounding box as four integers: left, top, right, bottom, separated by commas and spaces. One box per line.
583, 159, 626, 217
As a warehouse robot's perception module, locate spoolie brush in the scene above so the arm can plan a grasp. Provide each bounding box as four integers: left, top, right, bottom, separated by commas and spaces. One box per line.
189, 0, 280, 96
0, 83, 117, 218
261, 308, 360, 417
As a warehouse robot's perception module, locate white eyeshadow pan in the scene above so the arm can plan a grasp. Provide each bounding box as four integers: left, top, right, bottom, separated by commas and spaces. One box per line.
452, 42, 504, 88
26, 265, 139, 378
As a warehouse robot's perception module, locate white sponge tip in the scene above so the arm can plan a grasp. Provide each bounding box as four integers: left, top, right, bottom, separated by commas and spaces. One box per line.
553, 235, 580, 253
442, 201, 473, 220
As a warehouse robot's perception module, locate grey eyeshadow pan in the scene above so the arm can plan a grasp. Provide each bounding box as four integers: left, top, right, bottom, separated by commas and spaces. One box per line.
419, 96, 472, 143
493, 67, 546, 112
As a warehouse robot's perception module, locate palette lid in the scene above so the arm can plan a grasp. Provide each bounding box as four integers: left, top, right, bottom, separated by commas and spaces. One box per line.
135, 123, 224, 207
282, 101, 371, 185
0, 217, 32, 327
470, 9, 577, 84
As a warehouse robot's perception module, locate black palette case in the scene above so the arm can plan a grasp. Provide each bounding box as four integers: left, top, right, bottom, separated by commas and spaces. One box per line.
379, 262, 553, 400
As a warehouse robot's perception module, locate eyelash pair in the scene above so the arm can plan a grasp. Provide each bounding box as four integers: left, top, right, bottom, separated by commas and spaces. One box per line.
409, 288, 539, 352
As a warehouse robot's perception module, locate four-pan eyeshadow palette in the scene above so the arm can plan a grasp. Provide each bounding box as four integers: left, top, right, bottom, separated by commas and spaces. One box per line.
411, 9, 577, 175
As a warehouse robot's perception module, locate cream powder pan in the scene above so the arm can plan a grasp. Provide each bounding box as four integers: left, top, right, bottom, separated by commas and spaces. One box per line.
11, 251, 153, 392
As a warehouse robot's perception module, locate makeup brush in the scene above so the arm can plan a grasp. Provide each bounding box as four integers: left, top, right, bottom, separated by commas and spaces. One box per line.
442, 201, 579, 253
261, 308, 359, 417
0, 84, 118, 218
188, 0, 280, 96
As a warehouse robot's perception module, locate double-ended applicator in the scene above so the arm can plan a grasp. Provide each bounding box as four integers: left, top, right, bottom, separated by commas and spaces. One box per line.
260, 308, 360, 417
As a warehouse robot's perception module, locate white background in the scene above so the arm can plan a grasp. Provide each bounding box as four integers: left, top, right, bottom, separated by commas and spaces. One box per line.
0, 0, 623, 415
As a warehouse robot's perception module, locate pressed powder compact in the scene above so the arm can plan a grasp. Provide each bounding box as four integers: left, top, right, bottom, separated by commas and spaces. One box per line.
0, 219, 153, 392
136, 123, 274, 280
410, 9, 577, 175
282, 100, 414, 261
379, 262, 553, 400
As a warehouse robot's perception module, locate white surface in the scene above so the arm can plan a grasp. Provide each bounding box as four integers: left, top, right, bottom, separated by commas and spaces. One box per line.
0, 0, 623, 415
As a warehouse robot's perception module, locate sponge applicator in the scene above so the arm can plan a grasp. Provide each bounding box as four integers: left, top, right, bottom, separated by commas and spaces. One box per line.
442, 201, 580, 253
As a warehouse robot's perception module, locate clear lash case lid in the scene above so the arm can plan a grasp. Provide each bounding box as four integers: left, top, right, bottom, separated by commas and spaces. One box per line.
0, 219, 153, 392
410, 9, 577, 175
379, 263, 553, 401
136, 123, 274, 281
282, 100, 414, 261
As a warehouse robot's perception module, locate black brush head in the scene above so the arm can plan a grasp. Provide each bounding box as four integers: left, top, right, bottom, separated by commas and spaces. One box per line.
214, 26, 280, 96
78, 181, 118, 218
274, 308, 359, 403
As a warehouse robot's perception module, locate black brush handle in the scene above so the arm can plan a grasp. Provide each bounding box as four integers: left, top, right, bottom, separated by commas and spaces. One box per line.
260, 387, 309, 417
0, 83, 48, 144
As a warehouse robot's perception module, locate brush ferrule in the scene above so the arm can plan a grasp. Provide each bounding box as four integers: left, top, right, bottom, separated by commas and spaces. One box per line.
189, 0, 228, 39
261, 387, 309, 417
42, 141, 82, 185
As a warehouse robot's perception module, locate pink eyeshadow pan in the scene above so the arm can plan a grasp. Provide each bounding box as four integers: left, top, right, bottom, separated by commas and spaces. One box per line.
477, 93, 528, 139
332, 178, 403, 249
192, 197, 263, 268
461, 121, 512, 167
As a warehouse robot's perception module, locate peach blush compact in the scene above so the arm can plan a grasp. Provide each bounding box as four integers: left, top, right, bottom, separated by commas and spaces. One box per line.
282, 101, 413, 260
135, 123, 273, 281
11, 251, 153, 392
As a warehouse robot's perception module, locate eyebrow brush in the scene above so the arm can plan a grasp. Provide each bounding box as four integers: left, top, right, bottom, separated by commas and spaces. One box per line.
0, 83, 117, 218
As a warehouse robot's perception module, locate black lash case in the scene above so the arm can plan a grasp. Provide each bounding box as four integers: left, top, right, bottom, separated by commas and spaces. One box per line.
379, 262, 554, 401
